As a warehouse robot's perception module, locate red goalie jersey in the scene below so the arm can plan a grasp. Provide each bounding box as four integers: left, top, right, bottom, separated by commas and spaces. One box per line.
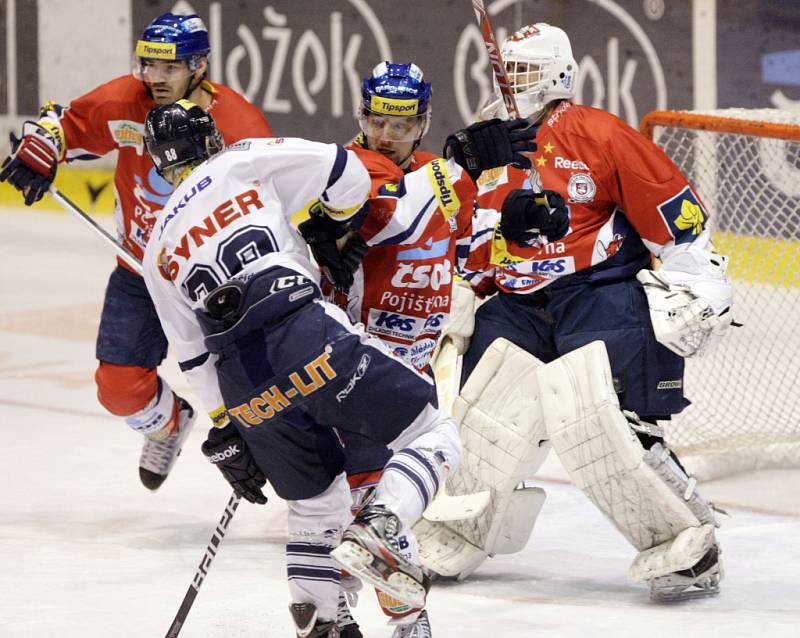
469, 101, 711, 294
44, 75, 272, 264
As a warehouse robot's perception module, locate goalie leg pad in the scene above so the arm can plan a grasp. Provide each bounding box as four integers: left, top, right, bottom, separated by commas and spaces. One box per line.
535, 341, 718, 553
416, 338, 550, 579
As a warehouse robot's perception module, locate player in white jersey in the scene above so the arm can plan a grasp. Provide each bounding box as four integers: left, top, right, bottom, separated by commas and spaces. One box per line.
141, 101, 530, 637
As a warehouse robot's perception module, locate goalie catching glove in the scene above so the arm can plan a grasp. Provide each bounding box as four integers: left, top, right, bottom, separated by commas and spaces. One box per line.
500, 189, 570, 245
638, 241, 733, 358
201, 424, 268, 504
0, 120, 64, 205
443, 118, 536, 181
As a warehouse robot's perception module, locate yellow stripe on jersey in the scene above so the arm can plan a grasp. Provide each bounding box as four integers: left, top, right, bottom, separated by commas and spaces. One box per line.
209, 405, 229, 428
290, 199, 316, 229
489, 223, 528, 266
426, 158, 461, 220
322, 199, 365, 221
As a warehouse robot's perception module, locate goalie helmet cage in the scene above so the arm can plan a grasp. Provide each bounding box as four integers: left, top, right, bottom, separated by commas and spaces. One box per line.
640, 108, 800, 480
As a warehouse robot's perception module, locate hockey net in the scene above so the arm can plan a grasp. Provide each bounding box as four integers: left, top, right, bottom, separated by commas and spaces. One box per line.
641, 108, 800, 480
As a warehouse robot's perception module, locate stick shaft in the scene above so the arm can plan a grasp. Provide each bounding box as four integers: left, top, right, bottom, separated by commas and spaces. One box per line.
472, 0, 521, 119
48, 185, 143, 274
164, 492, 242, 638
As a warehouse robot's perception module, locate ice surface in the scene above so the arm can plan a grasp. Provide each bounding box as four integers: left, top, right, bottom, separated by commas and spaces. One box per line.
1, 210, 798, 637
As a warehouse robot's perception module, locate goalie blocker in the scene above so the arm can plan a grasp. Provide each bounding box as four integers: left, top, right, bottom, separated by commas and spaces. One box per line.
418, 338, 722, 601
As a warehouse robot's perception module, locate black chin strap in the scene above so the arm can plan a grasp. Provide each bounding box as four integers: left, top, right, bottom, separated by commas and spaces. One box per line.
183, 72, 205, 101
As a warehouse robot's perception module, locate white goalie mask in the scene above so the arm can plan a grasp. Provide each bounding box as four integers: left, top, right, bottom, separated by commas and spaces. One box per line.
480, 23, 578, 122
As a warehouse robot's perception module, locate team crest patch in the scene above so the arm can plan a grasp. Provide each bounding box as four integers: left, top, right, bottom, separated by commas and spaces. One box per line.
657, 186, 708, 243
108, 120, 145, 154
567, 172, 596, 203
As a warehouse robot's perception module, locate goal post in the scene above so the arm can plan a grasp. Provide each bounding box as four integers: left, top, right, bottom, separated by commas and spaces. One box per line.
641, 108, 800, 480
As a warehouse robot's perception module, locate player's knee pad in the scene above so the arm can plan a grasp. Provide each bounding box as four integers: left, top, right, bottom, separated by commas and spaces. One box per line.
416, 338, 550, 579
95, 363, 158, 416
535, 341, 719, 576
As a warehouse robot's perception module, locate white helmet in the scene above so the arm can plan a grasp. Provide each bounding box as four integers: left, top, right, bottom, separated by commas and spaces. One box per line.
480, 23, 578, 121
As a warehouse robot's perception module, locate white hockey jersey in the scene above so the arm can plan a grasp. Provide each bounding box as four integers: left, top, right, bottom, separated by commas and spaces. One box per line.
142, 137, 371, 423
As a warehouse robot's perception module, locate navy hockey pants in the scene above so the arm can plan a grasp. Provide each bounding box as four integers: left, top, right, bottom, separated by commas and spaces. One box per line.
462, 275, 689, 419
201, 267, 439, 501
96, 264, 168, 368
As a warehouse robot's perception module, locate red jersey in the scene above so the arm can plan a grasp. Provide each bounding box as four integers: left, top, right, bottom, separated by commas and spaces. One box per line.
46, 75, 272, 264
469, 101, 711, 294
331, 140, 480, 370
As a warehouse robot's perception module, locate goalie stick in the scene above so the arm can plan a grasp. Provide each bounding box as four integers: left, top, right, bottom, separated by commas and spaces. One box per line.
472, 0, 521, 119
422, 338, 491, 522
164, 491, 241, 638
48, 185, 143, 274
471, 0, 547, 196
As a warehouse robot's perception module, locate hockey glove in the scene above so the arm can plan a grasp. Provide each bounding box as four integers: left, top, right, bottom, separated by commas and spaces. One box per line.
0, 121, 62, 206
340, 232, 369, 275
443, 118, 536, 181
299, 201, 359, 292
201, 425, 268, 504
500, 189, 570, 245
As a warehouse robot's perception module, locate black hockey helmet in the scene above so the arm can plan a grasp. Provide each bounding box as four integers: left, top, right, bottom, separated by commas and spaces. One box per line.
144, 99, 223, 178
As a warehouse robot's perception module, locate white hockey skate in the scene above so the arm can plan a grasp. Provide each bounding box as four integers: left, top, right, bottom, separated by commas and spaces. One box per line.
331, 504, 429, 609
138, 397, 196, 490
648, 545, 723, 602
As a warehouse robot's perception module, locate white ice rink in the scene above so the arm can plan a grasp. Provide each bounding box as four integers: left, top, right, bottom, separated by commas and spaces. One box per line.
2, 210, 799, 637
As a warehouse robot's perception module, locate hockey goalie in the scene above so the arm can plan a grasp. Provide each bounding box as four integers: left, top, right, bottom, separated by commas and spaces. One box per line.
414, 21, 733, 603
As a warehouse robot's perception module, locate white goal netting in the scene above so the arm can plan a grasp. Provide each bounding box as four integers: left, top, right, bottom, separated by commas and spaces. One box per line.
643, 108, 800, 480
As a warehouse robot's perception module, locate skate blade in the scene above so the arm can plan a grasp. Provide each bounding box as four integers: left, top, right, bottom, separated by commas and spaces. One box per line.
331, 541, 426, 609
650, 583, 720, 602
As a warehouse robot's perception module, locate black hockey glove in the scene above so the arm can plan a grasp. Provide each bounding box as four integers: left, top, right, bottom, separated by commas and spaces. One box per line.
500, 189, 570, 245
201, 425, 268, 505
443, 118, 536, 181
340, 232, 369, 274
298, 200, 359, 292
0, 121, 61, 206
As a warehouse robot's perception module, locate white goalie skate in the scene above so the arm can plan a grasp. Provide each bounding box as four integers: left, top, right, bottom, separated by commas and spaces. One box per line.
331, 504, 429, 609
648, 545, 723, 602
138, 397, 196, 490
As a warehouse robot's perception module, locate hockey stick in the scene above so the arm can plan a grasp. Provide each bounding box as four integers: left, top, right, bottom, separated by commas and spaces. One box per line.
48, 185, 143, 274
164, 491, 242, 638
472, 0, 521, 119
422, 338, 491, 522
471, 2, 549, 207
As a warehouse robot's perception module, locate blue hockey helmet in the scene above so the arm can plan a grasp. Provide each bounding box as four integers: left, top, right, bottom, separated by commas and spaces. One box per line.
361, 62, 432, 117
135, 13, 210, 74
358, 62, 432, 144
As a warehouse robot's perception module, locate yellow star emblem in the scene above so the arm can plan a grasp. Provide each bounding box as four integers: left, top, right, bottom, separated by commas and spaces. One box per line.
674, 199, 705, 235
536, 156, 547, 167
543, 142, 555, 153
